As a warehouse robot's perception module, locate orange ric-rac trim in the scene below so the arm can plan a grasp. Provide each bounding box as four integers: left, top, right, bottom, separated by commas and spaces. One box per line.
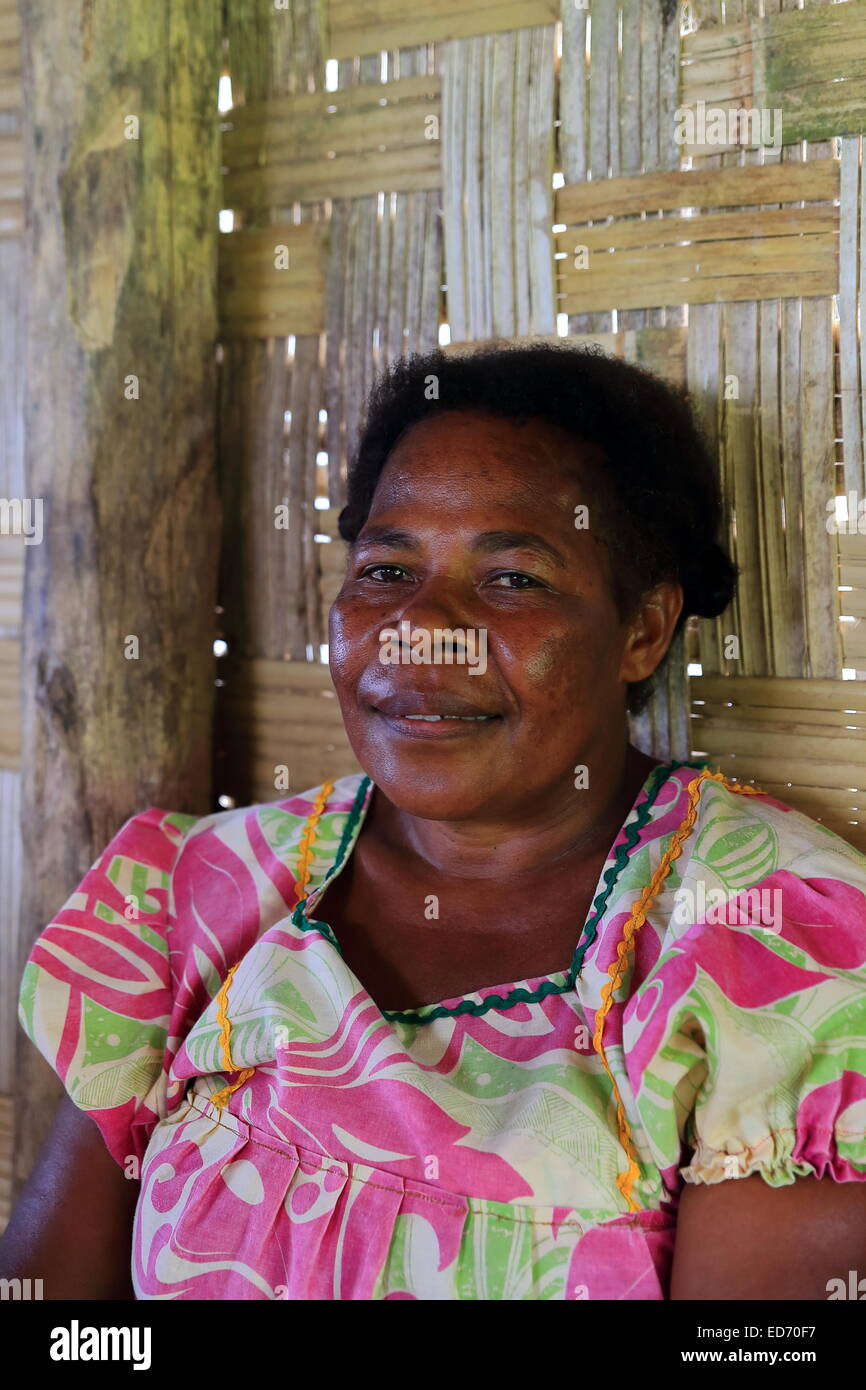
209, 779, 336, 1110
591, 767, 764, 1211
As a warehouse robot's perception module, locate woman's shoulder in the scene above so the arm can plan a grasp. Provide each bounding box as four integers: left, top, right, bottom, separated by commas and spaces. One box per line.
674, 764, 866, 890
174, 772, 371, 873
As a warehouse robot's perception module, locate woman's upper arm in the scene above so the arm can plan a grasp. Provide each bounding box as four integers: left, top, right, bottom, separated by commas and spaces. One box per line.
0, 1094, 139, 1299
670, 1173, 866, 1300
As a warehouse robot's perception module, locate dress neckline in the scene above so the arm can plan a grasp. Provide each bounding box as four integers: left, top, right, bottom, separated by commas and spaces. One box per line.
292, 758, 707, 1025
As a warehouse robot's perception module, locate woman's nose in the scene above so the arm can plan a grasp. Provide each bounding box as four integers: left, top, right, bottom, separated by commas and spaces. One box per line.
391, 576, 480, 634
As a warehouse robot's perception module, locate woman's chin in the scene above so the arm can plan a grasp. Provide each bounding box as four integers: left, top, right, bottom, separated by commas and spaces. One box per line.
353, 754, 507, 822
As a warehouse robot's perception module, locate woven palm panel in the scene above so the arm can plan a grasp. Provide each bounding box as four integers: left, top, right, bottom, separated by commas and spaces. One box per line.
221, 73, 442, 212
215, 656, 361, 806
326, 0, 558, 59
219, 222, 328, 338
680, 0, 866, 154
555, 159, 839, 314
689, 675, 866, 852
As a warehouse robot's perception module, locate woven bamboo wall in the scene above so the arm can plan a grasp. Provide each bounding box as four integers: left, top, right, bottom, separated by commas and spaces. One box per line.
3, 0, 866, 1227
214, 0, 866, 855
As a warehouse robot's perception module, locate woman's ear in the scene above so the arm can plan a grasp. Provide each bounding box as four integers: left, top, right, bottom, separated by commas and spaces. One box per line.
618, 582, 684, 685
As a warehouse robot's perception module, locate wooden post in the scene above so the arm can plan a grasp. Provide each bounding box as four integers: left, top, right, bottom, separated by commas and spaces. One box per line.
13, 1, 221, 1193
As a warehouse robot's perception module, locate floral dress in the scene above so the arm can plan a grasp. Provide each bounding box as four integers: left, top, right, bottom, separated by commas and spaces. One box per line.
17, 759, 866, 1299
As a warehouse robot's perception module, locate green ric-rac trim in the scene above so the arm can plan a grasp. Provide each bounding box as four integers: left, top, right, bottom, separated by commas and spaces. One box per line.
382, 758, 708, 1026
290, 775, 372, 945
286, 760, 709, 1026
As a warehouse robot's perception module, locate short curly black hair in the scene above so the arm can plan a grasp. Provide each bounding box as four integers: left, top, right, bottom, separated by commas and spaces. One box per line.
338, 341, 736, 714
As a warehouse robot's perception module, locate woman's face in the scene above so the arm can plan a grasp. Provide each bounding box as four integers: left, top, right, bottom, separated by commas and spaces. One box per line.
329, 409, 673, 823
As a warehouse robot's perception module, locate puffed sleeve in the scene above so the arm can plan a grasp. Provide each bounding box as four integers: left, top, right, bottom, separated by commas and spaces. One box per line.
17, 806, 201, 1171
626, 817, 866, 1189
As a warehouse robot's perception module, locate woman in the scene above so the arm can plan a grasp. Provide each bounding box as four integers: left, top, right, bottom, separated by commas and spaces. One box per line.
3, 342, 866, 1300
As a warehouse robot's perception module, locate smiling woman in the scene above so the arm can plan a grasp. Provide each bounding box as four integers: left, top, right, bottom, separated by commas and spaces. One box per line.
4, 343, 866, 1302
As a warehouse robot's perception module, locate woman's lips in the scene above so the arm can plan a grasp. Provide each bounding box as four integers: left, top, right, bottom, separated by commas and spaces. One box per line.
371, 709, 503, 739
367, 693, 503, 739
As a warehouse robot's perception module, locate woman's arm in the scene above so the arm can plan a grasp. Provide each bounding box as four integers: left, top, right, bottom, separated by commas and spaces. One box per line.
0, 1094, 140, 1299
670, 1173, 866, 1299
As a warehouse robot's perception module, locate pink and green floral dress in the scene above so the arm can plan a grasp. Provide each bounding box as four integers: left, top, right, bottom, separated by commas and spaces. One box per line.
17, 759, 866, 1299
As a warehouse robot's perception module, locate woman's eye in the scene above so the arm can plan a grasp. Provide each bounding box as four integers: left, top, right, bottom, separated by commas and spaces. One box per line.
488, 571, 544, 590
360, 564, 411, 583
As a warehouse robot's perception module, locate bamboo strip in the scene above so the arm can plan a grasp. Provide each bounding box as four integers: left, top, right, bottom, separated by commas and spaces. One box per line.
513, 30, 531, 336
558, 270, 835, 313
839, 138, 865, 496
566, 204, 836, 252
688, 751, 866, 794
556, 158, 838, 223
691, 673, 863, 707
441, 39, 467, 343
801, 296, 843, 676
224, 147, 441, 205
328, 1, 558, 60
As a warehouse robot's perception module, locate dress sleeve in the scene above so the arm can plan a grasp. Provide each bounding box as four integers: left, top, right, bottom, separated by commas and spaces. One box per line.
627, 845, 866, 1189
17, 806, 200, 1170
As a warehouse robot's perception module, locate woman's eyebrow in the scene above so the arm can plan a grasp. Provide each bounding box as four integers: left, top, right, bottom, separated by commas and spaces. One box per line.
352, 527, 418, 551
352, 526, 567, 568
473, 530, 568, 569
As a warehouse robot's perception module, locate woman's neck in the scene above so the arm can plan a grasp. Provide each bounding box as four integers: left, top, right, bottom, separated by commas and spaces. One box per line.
362, 743, 664, 884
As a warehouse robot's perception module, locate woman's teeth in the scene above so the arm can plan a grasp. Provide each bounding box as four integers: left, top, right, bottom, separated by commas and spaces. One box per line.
402, 714, 493, 721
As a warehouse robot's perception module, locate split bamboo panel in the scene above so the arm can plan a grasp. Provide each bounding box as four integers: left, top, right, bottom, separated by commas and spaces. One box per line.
839, 532, 866, 673
688, 0, 844, 689
215, 657, 361, 806
440, 26, 556, 344
555, 160, 839, 313
219, 222, 328, 338
327, 0, 558, 59
0, 535, 23, 631
0, 0, 20, 116
0, 240, 24, 498
838, 136, 866, 498
559, 0, 682, 337
557, 0, 685, 747
689, 674, 866, 851
221, 74, 442, 210
0, 128, 21, 239
0, 633, 18, 769
680, 0, 866, 153
322, 52, 442, 500
316, 507, 348, 644
217, 0, 328, 691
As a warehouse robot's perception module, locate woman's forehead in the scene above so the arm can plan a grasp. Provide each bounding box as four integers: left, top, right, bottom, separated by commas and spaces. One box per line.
374, 411, 603, 508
